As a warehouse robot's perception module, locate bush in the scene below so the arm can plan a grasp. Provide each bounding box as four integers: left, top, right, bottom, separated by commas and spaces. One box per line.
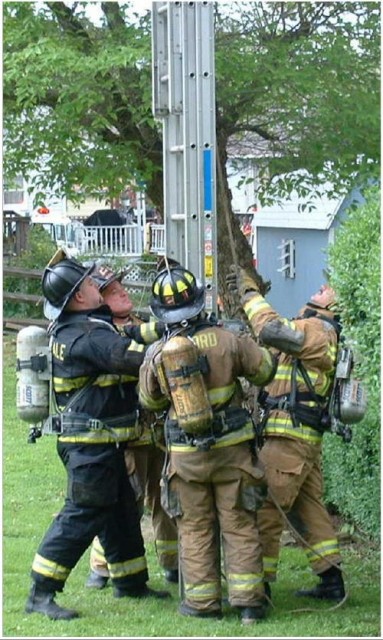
323, 185, 381, 539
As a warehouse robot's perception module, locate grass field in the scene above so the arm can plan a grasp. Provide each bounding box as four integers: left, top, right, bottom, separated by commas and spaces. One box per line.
2, 333, 381, 638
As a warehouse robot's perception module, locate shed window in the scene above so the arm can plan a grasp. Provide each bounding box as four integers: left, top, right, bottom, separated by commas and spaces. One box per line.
277, 239, 295, 278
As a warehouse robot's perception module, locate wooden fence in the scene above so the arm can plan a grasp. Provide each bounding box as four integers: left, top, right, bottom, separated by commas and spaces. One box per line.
3, 267, 47, 331
3, 264, 155, 331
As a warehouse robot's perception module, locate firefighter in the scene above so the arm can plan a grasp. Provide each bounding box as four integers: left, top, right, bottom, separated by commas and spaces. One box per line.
25, 251, 170, 621
138, 266, 277, 624
227, 266, 346, 602
85, 264, 179, 589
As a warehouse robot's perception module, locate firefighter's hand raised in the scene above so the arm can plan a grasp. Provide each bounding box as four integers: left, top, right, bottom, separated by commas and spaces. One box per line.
227, 264, 271, 298
226, 265, 261, 298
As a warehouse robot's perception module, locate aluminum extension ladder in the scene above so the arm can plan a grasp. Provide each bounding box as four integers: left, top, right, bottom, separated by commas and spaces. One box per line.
152, 0, 218, 317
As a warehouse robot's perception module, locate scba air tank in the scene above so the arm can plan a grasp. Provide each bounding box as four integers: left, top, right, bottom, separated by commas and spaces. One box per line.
159, 335, 213, 435
16, 325, 50, 423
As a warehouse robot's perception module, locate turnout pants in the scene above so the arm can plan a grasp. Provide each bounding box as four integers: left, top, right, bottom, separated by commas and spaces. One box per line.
90, 444, 178, 575
165, 443, 265, 612
31, 441, 148, 593
258, 436, 341, 582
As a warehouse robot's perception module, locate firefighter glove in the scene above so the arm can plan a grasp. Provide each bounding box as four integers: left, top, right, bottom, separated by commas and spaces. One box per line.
226, 265, 260, 298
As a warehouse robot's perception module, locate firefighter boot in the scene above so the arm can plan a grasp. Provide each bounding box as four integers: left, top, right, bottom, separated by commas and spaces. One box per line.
295, 566, 345, 601
239, 605, 266, 625
179, 602, 223, 619
25, 583, 79, 620
85, 570, 109, 589
164, 569, 179, 583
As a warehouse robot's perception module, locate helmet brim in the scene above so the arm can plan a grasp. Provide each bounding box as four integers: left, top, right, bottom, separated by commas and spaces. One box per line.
43, 262, 96, 321
150, 287, 205, 324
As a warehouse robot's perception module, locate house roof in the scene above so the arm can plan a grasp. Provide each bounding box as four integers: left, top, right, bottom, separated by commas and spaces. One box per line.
254, 186, 344, 230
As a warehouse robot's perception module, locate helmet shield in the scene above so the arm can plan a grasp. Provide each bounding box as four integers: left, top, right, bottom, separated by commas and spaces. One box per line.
42, 250, 95, 320
150, 267, 205, 323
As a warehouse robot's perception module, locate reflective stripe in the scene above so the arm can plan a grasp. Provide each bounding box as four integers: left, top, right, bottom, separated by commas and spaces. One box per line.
273, 365, 318, 387
127, 341, 145, 353
208, 383, 236, 406
169, 421, 255, 452
227, 572, 264, 591
92, 537, 105, 557
32, 553, 71, 581
140, 322, 161, 344
327, 343, 337, 360
305, 538, 340, 563
247, 349, 274, 386
54, 372, 137, 393
263, 555, 278, 576
108, 555, 147, 579
58, 424, 142, 444
184, 581, 221, 600
265, 416, 323, 444
244, 295, 271, 320
155, 539, 178, 555
54, 375, 91, 393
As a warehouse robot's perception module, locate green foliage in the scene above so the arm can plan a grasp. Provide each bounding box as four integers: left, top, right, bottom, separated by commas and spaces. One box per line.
2, 336, 381, 637
3, 225, 56, 319
323, 185, 381, 539
3, 2, 381, 208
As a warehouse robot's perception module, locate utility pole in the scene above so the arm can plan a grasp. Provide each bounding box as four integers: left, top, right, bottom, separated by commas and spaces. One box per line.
152, 0, 217, 316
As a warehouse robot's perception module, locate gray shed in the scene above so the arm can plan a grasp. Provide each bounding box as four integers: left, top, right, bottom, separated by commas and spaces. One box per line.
248, 183, 364, 318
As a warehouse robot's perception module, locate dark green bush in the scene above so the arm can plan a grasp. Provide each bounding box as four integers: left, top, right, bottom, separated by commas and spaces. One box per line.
323, 185, 381, 539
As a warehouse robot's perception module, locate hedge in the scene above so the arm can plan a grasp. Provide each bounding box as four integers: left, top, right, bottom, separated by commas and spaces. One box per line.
323, 185, 381, 540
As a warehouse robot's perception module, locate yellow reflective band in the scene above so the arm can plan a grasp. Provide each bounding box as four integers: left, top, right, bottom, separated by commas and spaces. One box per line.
243, 296, 271, 320
185, 581, 221, 599
282, 318, 298, 330
305, 538, 340, 562
53, 375, 91, 393
108, 555, 147, 579
93, 538, 105, 555
32, 553, 71, 581
263, 556, 278, 572
265, 417, 322, 443
247, 349, 274, 385
54, 373, 138, 393
208, 383, 236, 406
328, 343, 337, 358
155, 540, 178, 554
58, 424, 142, 444
127, 341, 145, 353
140, 322, 161, 344
227, 572, 264, 590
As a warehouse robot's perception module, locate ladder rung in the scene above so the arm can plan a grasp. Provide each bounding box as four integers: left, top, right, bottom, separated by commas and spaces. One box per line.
170, 145, 184, 153
170, 214, 186, 220
160, 74, 169, 83
158, 4, 168, 15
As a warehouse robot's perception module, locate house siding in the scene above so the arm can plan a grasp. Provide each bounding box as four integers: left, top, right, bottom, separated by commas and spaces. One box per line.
257, 227, 330, 318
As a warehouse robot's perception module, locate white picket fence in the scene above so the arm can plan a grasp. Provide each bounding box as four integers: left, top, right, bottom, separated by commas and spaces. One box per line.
79, 223, 165, 257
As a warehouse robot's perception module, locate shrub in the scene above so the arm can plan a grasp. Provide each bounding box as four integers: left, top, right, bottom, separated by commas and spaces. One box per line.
323, 185, 381, 539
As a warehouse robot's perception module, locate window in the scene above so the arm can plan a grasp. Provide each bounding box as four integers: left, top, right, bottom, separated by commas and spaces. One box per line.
4, 175, 25, 205
277, 238, 295, 278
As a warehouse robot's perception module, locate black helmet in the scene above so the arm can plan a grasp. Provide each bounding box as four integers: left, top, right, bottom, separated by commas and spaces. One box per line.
90, 264, 126, 292
42, 258, 95, 320
150, 267, 205, 323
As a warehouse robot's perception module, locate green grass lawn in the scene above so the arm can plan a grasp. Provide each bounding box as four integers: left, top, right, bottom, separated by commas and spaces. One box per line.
2, 333, 381, 637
